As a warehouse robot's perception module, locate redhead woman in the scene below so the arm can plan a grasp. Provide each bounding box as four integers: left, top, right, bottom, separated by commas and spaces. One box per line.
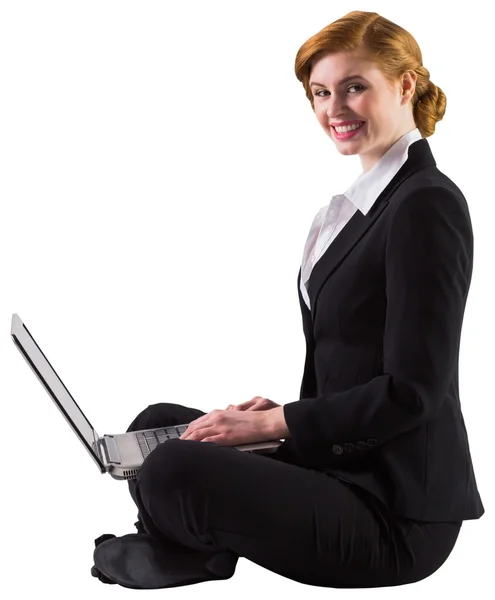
91, 10, 484, 589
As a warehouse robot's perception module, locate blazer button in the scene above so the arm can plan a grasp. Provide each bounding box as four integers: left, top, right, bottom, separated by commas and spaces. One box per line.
356, 441, 367, 450
344, 443, 355, 452
332, 444, 344, 455
366, 438, 378, 447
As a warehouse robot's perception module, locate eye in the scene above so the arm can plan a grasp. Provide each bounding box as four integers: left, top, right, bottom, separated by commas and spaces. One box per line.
314, 84, 365, 97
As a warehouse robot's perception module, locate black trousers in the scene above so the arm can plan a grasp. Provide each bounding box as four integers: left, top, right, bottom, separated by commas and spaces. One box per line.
126, 403, 462, 589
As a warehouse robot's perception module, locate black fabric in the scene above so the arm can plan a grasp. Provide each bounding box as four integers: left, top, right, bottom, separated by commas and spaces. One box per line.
91, 533, 237, 589
91, 534, 117, 585
119, 402, 463, 589
285, 138, 484, 522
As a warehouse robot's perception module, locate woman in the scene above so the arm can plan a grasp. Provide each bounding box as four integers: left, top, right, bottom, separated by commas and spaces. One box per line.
92, 10, 484, 589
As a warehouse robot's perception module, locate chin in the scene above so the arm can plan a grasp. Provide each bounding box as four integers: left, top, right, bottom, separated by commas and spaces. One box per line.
335, 145, 360, 156
327, 129, 364, 155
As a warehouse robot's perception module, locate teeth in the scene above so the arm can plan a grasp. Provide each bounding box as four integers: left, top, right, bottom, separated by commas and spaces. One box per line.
334, 122, 363, 133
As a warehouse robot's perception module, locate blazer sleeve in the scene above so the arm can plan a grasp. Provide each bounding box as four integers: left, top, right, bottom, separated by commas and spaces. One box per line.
282, 185, 473, 460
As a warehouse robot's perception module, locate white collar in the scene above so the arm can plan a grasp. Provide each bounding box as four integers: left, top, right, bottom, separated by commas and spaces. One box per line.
345, 128, 423, 215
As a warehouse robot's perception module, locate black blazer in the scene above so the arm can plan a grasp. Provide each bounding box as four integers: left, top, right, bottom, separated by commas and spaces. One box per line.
279, 138, 484, 522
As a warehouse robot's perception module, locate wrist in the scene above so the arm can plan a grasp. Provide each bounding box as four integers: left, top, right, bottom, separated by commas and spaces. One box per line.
264, 405, 290, 440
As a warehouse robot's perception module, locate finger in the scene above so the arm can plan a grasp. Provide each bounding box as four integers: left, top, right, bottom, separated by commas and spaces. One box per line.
180, 409, 223, 440
237, 401, 255, 410
180, 423, 200, 439
179, 422, 198, 440
181, 423, 215, 441
180, 412, 210, 439
245, 400, 261, 410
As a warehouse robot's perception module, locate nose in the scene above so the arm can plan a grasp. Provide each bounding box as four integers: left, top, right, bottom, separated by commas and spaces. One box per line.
326, 93, 347, 121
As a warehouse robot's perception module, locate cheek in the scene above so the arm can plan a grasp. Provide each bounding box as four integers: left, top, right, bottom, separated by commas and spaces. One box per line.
352, 95, 371, 114
316, 107, 329, 128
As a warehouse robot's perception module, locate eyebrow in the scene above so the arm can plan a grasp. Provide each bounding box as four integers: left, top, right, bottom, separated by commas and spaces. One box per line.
309, 75, 366, 88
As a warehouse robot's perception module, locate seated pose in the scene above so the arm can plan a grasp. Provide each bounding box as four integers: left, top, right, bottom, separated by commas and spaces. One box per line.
92, 10, 484, 590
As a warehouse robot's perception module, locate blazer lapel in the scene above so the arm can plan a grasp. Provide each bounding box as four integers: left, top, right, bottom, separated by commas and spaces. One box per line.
306, 138, 436, 324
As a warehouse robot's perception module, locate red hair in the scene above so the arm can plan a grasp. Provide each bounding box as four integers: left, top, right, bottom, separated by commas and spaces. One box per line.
294, 11, 446, 137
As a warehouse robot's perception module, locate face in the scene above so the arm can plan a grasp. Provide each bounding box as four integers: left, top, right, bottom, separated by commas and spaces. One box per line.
309, 50, 417, 172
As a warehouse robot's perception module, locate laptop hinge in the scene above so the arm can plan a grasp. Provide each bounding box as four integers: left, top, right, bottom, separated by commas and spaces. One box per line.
102, 435, 121, 465
96, 438, 110, 467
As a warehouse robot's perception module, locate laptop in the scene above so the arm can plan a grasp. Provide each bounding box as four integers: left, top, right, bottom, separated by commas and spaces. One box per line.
10, 313, 283, 480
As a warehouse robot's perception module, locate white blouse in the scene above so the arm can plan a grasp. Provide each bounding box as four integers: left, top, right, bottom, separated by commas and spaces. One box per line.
300, 127, 423, 310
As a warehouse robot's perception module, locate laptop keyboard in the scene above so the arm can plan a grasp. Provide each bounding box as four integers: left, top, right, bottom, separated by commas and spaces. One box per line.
136, 425, 189, 458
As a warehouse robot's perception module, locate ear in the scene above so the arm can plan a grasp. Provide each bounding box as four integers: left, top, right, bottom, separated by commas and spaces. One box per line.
400, 71, 417, 105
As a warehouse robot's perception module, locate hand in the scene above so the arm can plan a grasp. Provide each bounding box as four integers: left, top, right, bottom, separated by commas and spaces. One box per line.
179, 408, 272, 446
225, 396, 281, 412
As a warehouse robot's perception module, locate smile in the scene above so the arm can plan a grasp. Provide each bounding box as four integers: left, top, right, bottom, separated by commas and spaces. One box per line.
332, 122, 365, 140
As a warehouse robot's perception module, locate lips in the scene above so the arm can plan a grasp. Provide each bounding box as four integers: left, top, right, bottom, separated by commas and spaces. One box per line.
331, 121, 366, 140
331, 121, 365, 131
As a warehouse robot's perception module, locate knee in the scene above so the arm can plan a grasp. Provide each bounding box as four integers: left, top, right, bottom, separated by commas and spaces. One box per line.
126, 402, 177, 433
137, 439, 215, 500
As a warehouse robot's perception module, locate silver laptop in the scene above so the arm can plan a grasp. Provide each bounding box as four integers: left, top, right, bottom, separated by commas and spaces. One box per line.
10, 314, 282, 480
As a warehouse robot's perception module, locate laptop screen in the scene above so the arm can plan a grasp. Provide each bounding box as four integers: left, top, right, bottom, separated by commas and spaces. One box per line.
10, 314, 105, 473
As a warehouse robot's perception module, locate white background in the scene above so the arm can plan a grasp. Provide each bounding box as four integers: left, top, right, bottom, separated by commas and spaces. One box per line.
1, 1, 492, 598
